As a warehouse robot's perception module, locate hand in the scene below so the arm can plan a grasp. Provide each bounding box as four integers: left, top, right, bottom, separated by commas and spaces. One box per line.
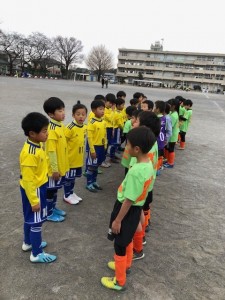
32, 203, 40, 212
52, 172, 61, 181
91, 152, 97, 159
112, 220, 121, 234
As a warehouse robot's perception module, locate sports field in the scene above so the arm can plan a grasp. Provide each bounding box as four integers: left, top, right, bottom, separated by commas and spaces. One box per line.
0, 77, 225, 300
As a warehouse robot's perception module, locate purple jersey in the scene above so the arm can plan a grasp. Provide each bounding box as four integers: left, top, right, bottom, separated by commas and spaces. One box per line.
157, 115, 166, 150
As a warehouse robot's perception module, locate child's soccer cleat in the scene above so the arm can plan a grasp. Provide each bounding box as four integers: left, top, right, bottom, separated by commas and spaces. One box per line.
163, 163, 174, 169
22, 241, 47, 252
86, 184, 98, 193
47, 213, 65, 222
30, 252, 57, 263
98, 169, 103, 174
142, 237, 147, 245
63, 194, 79, 205
132, 250, 145, 261
92, 182, 103, 190
100, 161, 110, 168
101, 277, 125, 291
53, 207, 67, 216
107, 261, 131, 274
71, 193, 82, 202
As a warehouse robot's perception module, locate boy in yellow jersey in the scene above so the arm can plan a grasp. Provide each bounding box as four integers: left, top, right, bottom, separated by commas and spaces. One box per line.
43, 97, 69, 222
64, 101, 87, 204
20, 112, 56, 263
116, 91, 127, 151
86, 100, 107, 192
101, 126, 156, 291
110, 98, 125, 163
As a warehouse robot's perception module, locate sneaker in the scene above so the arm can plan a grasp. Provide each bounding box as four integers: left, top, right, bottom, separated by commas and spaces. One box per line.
142, 237, 147, 245
22, 241, 47, 252
98, 169, 103, 174
71, 193, 82, 202
156, 170, 161, 176
86, 184, 98, 193
47, 213, 65, 222
178, 147, 185, 150
109, 158, 119, 164
92, 182, 103, 190
53, 207, 67, 216
83, 171, 87, 177
100, 161, 110, 168
63, 194, 79, 205
101, 276, 125, 291
30, 251, 57, 263
107, 261, 131, 274
105, 161, 111, 167
163, 163, 174, 169
132, 250, 145, 261
145, 224, 150, 233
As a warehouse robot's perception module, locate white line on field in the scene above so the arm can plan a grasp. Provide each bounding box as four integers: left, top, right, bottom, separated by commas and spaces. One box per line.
204, 94, 209, 99
213, 101, 224, 114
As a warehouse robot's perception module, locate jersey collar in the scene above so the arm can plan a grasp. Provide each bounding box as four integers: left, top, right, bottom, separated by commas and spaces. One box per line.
72, 120, 84, 128
50, 118, 62, 127
27, 139, 41, 148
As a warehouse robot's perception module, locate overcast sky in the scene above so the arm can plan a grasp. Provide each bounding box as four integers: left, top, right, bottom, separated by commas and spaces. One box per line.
1, 0, 224, 67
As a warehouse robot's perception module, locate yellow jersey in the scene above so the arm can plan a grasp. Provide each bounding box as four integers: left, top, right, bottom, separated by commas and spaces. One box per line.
88, 111, 95, 123
113, 110, 124, 129
121, 107, 128, 123
65, 121, 87, 168
104, 107, 114, 128
87, 117, 107, 153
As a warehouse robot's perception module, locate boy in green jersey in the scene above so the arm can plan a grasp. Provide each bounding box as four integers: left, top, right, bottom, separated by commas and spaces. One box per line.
178, 99, 193, 150
101, 126, 156, 291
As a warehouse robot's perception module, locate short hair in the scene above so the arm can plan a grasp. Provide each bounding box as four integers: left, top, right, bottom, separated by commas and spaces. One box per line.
184, 99, 193, 107
155, 100, 166, 113
133, 92, 144, 99
105, 93, 116, 103
91, 99, 105, 110
130, 98, 139, 106
138, 111, 161, 137
43, 97, 65, 114
94, 94, 105, 101
165, 102, 171, 114
125, 106, 137, 117
127, 126, 156, 154
132, 109, 142, 118
167, 98, 180, 114
115, 98, 125, 107
142, 100, 154, 110
72, 100, 88, 114
116, 91, 126, 98
175, 95, 186, 104
22, 112, 49, 136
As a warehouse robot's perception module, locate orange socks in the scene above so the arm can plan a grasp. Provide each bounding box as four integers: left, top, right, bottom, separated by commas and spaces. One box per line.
114, 254, 127, 286
133, 231, 143, 253
168, 152, 175, 165
179, 141, 185, 149
126, 242, 133, 270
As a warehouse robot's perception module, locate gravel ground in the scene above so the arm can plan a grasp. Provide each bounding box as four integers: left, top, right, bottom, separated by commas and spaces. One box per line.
0, 77, 225, 300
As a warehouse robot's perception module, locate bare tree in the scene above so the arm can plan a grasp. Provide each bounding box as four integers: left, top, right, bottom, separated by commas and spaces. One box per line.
85, 45, 114, 81
54, 36, 83, 78
0, 31, 25, 75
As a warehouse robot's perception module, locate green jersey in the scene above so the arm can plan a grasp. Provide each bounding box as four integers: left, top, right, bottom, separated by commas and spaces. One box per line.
121, 145, 131, 168
179, 106, 185, 116
123, 119, 132, 134
169, 111, 179, 143
180, 109, 192, 132
117, 162, 154, 207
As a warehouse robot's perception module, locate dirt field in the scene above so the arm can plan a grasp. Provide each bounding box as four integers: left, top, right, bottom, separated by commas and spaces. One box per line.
0, 77, 225, 300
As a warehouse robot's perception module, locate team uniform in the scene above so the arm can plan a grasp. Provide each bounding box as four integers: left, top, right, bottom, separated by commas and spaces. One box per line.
20, 139, 48, 257
64, 121, 87, 201
104, 106, 114, 153
110, 109, 124, 159
179, 108, 192, 149
103, 162, 154, 289
45, 119, 69, 219
157, 114, 167, 172
86, 116, 107, 190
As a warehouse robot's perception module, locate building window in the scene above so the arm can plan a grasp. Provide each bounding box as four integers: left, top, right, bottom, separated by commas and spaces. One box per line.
121, 52, 127, 57
146, 71, 153, 75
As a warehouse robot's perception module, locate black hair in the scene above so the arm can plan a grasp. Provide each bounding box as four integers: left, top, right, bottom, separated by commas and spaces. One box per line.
142, 100, 154, 110
133, 92, 144, 100
115, 98, 125, 107
43, 97, 65, 114
138, 111, 161, 137
175, 95, 186, 104
184, 99, 193, 107
130, 98, 139, 106
22, 112, 49, 136
105, 93, 116, 103
116, 91, 126, 98
132, 109, 142, 118
155, 100, 166, 113
91, 99, 105, 110
165, 102, 171, 115
167, 98, 180, 114
125, 106, 137, 117
127, 126, 156, 154
94, 94, 105, 101
72, 100, 88, 114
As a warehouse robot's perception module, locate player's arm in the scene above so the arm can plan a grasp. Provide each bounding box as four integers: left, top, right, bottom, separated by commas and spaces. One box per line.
87, 124, 96, 158
22, 166, 40, 212
111, 199, 133, 234
47, 137, 60, 181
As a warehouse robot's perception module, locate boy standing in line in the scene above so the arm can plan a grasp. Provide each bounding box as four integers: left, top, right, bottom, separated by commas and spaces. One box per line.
43, 97, 69, 222
178, 99, 193, 150
101, 126, 156, 291
20, 112, 57, 263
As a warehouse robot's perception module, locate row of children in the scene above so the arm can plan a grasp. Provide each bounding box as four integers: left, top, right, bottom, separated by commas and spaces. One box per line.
19, 91, 192, 291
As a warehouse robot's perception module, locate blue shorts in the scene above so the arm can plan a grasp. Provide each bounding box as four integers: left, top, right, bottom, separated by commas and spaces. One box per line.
111, 128, 121, 145
20, 183, 48, 224
86, 145, 105, 167
106, 127, 113, 145
65, 167, 82, 179
47, 176, 65, 190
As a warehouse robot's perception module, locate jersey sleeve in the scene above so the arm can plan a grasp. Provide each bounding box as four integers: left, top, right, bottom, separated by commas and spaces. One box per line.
87, 122, 95, 153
